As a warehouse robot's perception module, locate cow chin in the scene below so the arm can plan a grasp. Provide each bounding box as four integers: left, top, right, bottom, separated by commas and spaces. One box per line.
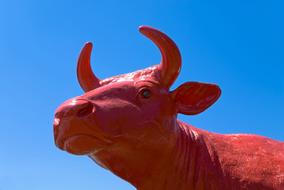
61, 135, 107, 155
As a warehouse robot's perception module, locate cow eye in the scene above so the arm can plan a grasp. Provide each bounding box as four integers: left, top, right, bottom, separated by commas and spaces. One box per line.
140, 89, 151, 99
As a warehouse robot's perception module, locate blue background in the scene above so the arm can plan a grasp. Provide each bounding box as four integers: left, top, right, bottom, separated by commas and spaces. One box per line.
0, 0, 283, 189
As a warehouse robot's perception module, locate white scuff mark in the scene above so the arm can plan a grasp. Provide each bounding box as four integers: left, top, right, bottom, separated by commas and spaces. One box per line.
191, 129, 199, 140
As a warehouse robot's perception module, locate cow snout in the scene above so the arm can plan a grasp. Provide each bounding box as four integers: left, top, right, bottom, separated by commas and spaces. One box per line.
54, 99, 95, 121
53, 99, 95, 143
54, 99, 95, 133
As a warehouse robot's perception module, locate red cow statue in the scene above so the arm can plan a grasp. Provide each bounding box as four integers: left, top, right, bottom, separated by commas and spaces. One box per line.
54, 26, 284, 190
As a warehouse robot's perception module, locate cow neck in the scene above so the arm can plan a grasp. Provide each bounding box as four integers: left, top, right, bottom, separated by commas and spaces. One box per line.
136, 120, 223, 190
88, 119, 177, 189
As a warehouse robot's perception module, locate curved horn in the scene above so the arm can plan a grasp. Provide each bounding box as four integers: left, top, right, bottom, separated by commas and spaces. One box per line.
139, 26, 181, 88
77, 42, 100, 92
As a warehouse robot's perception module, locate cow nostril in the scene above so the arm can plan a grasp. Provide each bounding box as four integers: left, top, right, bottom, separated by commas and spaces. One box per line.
55, 111, 64, 119
76, 102, 94, 117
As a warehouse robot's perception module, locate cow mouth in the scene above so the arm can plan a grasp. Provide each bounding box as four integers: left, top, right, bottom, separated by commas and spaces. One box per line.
54, 114, 113, 155
56, 134, 111, 155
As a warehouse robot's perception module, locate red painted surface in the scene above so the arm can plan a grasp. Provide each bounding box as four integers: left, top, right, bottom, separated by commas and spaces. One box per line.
54, 26, 284, 190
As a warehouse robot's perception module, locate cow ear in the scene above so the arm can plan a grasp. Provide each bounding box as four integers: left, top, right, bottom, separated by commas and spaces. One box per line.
171, 82, 221, 115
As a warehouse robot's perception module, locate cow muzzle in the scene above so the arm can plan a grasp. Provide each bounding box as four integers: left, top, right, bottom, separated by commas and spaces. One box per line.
53, 98, 111, 155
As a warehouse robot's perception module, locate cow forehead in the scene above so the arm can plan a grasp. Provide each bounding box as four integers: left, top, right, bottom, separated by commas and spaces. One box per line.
99, 65, 161, 86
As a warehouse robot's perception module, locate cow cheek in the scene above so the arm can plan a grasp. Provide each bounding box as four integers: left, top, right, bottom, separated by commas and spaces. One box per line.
90, 113, 125, 137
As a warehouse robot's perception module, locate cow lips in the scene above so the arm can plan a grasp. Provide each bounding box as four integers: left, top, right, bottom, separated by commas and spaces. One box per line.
63, 135, 105, 155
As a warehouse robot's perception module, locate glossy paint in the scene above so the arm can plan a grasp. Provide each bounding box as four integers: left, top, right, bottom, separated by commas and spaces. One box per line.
54, 26, 284, 190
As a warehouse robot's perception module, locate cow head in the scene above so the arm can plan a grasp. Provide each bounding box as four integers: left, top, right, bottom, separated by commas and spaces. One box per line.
54, 26, 221, 171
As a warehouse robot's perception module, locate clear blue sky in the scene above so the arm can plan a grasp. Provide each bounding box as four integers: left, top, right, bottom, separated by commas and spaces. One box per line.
0, 0, 283, 189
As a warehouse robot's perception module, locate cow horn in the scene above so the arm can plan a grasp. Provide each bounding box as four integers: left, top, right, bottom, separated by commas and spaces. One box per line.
139, 26, 181, 88
77, 42, 101, 92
